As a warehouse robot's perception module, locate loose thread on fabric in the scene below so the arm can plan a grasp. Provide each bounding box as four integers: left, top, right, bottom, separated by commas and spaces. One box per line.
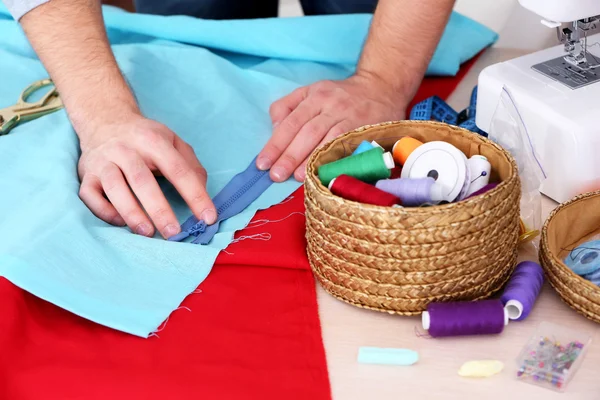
221, 233, 273, 255
246, 212, 306, 229
150, 306, 193, 338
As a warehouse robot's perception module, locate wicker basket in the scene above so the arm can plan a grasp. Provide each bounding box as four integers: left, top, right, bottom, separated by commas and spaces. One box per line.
304, 120, 521, 315
540, 191, 600, 323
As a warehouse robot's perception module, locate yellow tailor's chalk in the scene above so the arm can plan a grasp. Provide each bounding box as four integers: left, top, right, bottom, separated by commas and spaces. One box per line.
458, 360, 504, 378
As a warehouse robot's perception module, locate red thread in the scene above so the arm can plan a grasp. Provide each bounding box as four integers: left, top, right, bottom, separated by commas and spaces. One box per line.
330, 175, 401, 207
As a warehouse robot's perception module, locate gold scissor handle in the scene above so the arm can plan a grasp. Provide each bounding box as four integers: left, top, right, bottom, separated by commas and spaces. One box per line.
0, 79, 64, 136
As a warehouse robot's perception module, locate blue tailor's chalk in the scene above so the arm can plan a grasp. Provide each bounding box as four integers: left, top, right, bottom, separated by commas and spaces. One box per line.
357, 347, 419, 366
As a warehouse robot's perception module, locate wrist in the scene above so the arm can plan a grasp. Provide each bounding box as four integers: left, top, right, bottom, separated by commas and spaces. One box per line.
352, 69, 412, 109
73, 99, 141, 152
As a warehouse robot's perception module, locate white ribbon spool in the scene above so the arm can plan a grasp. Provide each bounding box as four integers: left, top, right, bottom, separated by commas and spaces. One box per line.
401, 141, 468, 202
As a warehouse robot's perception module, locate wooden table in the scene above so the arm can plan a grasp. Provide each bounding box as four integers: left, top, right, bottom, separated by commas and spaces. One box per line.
317, 48, 600, 400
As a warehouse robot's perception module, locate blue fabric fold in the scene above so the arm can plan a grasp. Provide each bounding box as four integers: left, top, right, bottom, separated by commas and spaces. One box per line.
0, 4, 497, 337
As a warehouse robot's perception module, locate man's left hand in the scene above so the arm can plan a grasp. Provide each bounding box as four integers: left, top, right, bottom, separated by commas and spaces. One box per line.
256, 73, 407, 182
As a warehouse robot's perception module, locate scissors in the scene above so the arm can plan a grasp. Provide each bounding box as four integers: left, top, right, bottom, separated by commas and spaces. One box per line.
0, 79, 64, 136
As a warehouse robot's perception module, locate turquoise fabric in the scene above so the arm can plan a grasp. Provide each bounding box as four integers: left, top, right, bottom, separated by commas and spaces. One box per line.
0, 5, 497, 337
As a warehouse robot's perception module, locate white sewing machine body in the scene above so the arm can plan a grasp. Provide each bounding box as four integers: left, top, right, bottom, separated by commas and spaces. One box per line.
476, 0, 600, 204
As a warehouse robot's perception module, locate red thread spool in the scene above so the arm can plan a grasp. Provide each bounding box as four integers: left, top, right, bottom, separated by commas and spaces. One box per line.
329, 174, 401, 207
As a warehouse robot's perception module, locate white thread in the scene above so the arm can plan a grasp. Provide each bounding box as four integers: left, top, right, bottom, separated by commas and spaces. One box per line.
192, 289, 203, 294
230, 233, 272, 244
149, 332, 160, 339
279, 195, 295, 205
176, 306, 192, 313
246, 212, 305, 229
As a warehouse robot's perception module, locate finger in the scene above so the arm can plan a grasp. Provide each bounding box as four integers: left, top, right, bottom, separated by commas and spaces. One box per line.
257, 99, 321, 173
173, 137, 208, 187
144, 132, 216, 224
100, 162, 155, 237
113, 148, 181, 239
294, 121, 353, 181
269, 86, 308, 126
270, 113, 340, 182
79, 175, 125, 226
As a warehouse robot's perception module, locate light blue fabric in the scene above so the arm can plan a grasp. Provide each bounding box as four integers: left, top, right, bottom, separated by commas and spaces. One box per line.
0, 5, 497, 337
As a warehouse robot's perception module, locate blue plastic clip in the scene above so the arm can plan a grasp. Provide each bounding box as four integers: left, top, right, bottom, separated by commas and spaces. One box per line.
409, 86, 487, 136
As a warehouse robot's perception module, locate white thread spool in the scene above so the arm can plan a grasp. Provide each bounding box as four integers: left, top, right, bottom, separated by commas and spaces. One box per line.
465, 155, 491, 197
400, 141, 468, 202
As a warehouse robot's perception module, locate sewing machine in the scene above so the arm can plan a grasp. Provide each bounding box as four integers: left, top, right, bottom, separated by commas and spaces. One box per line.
476, 0, 600, 204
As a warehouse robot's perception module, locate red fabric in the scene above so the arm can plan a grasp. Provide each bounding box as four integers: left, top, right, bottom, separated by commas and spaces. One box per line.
0, 58, 477, 400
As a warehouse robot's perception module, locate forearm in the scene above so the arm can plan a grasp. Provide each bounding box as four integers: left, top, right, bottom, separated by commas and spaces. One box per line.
357, 0, 456, 105
20, 0, 139, 147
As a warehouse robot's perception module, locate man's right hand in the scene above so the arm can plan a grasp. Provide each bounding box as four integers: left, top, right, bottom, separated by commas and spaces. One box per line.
18, 0, 216, 239
77, 113, 216, 239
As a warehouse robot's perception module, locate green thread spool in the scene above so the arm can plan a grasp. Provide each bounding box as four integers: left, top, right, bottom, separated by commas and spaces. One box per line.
318, 147, 394, 187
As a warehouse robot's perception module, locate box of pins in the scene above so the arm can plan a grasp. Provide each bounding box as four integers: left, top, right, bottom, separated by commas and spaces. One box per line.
304, 120, 522, 315
540, 190, 600, 324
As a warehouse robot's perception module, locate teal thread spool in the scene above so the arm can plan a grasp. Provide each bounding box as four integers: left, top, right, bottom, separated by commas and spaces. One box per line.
318, 147, 394, 187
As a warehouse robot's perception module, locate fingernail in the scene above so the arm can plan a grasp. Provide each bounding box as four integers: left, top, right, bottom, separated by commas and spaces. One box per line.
256, 156, 272, 171
202, 209, 217, 225
135, 223, 151, 236
164, 224, 180, 239
271, 166, 286, 182
296, 169, 306, 182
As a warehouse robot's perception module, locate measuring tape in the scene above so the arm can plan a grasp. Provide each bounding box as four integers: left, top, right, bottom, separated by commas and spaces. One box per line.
409, 86, 487, 136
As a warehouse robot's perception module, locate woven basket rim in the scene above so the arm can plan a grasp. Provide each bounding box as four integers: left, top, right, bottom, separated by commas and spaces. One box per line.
541, 189, 600, 293
306, 120, 518, 215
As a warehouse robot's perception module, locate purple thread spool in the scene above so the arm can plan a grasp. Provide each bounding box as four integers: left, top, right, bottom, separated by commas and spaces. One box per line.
501, 261, 545, 321
375, 177, 445, 206
422, 299, 508, 338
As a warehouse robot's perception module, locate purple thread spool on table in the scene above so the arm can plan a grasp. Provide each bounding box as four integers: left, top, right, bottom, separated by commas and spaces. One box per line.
501, 261, 545, 321
422, 299, 509, 338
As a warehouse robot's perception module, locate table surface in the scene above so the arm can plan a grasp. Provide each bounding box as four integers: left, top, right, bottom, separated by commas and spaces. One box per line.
316, 48, 600, 400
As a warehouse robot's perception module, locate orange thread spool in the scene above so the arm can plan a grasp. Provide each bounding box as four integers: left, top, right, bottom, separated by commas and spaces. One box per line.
392, 137, 423, 165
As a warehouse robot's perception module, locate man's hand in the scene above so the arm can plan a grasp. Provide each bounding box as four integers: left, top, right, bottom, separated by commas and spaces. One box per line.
257, 73, 405, 182
78, 114, 215, 238
258, 0, 455, 182
20, 0, 217, 238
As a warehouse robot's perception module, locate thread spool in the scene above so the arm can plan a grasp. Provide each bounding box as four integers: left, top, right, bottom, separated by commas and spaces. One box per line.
329, 175, 401, 207
422, 300, 508, 338
400, 141, 468, 202
500, 261, 545, 321
392, 136, 423, 165
352, 140, 383, 155
375, 177, 444, 206
465, 155, 491, 197
318, 147, 394, 187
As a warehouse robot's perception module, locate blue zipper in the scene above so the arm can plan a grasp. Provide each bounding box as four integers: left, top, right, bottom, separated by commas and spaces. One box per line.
169, 156, 274, 245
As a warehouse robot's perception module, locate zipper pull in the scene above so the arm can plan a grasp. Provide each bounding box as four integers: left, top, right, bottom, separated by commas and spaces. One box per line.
168, 220, 206, 242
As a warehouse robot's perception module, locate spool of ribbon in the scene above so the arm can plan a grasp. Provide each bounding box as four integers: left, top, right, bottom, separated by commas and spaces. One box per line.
318, 147, 394, 187
564, 240, 600, 276
352, 140, 383, 155
500, 261, 545, 321
392, 136, 423, 165
422, 299, 508, 338
375, 177, 444, 206
400, 141, 468, 202
329, 175, 401, 207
